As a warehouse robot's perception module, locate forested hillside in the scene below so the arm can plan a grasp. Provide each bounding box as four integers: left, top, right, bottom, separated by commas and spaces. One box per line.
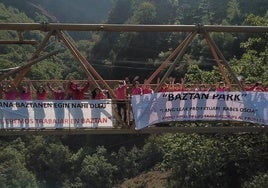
1, 0, 268, 82
0, 0, 268, 187
1, 0, 112, 23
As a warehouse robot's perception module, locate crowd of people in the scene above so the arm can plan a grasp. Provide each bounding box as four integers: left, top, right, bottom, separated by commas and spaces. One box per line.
0, 80, 98, 100
0, 77, 267, 125
0, 77, 267, 101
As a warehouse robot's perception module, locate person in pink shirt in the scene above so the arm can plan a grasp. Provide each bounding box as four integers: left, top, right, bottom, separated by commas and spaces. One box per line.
195, 84, 210, 92
35, 85, 48, 100
67, 81, 90, 100
32, 85, 47, 129
19, 82, 32, 100
158, 82, 169, 92
0, 81, 3, 99
4, 83, 17, 100
115, 80, 127, 122
116, 80, 127, 99
216, 82, 228, 92
142, 84, 154, 94
18, 81, 31, 129
2, 82, 17, 128
131, 81, 142, 95
184, 84, 193, 92
172, 83, 184, 92
252, 82, 265, 92
47, 82, 66, 129
92, 87, 107, 100
47, 83, 66, 100
241, 79, 254, 91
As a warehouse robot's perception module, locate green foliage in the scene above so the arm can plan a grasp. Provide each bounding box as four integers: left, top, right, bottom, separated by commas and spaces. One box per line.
160, 133, 268, 188
230, 14, 268, 83
0, 133, 267, 187
29, 60, 67, 80
0, 3, 33, 23
139, 136, 164, 171
185, 64, 221, 84
130, 2, 157, 24
226, 0, 242, 24
0, 1, 268, 187
0, 138, 38, 188
80, 146, 118, 187
243, 173, 268, 188
198, 0, 215, 24
26, 136, 72, 187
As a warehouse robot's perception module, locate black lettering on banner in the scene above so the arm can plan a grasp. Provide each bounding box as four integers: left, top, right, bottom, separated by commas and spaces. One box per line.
168, 93, 209, 101
212, 94, 242, 101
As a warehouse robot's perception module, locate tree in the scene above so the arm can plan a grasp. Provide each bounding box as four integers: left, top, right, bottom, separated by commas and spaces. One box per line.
26, 136, 72, 187
160, 133, 268, 188
198, 0, 214, 24
0, 138, 38, 188
243, 173, 268, 188
80, 146, 118, 187
226, 0, 242, 24
230, 14, 268, 83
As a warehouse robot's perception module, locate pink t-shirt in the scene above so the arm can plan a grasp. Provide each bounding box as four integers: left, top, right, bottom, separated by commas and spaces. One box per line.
54, 91, 65, 100
116, 85, 126, 99
5, 91, 16, 100
19, 91, 31, 100
142, 88, 153, 94
216, 88, 227, 92
132, 87, 142, 95
70, 82, 89, 100
36, 91, 47, 100
253, 86, 264, 92
94, 92, 106, 100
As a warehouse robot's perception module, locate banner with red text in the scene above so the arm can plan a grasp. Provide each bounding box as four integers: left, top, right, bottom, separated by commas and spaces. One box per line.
0, 100, 113, 129
131, 92, 268, 130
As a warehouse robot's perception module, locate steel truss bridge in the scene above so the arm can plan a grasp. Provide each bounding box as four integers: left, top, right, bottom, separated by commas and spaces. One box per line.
0, 23, 268, 135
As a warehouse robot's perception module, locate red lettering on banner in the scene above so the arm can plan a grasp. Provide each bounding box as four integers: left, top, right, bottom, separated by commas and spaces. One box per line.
81, 118, 107, 124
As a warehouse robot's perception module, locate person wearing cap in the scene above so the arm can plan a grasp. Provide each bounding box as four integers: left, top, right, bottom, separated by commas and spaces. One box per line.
115, 80, 127, 122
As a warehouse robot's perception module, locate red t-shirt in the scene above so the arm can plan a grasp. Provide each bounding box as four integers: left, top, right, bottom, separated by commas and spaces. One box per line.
36, 91, 47, 100
132, 87, 142, 95
5, 91, 16, 100
54, 91, 65, 100
69, 82, 89, 100
19, 91, 31, 100
142, 88, 153, 94
116, 85, 127, 99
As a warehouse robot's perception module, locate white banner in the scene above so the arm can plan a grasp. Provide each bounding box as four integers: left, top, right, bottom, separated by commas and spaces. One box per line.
0, 100, 113, 129
131, 92, 268, 130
